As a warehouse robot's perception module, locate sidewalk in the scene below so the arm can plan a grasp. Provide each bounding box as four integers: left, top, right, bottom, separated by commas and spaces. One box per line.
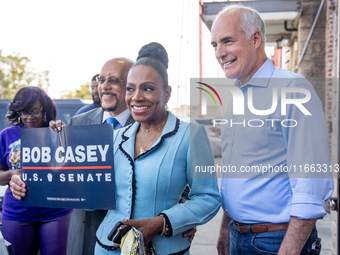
190, 207, 223, 254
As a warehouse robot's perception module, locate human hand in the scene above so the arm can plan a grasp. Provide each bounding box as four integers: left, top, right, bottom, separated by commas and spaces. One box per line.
326, 197, 337, 214
49, 120, 66, 132
118, 217, 164, 246
216, 228, 230, 255
182, 227, 197, 242
10, 172, 26, 200
326, 201, 331, 214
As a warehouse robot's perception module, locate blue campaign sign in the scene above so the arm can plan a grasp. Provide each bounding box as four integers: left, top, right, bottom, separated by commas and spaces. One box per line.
20, 124, 115, 209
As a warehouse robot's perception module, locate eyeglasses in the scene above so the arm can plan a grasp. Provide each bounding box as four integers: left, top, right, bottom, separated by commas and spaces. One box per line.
89, 85, 99, 92
18, 107, 43, 118
96, 76, 125, 86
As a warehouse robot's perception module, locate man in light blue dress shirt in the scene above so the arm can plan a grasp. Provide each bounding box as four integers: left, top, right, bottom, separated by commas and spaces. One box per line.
210, 4, 334, 255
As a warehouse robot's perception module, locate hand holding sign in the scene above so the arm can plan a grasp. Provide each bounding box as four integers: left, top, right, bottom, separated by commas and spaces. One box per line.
10, 174, 26, 200
49, 120, 66, 132
21, 124, 115, 209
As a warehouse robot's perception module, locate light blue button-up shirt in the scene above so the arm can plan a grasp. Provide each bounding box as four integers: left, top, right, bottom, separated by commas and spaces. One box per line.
221, 59, 334, 224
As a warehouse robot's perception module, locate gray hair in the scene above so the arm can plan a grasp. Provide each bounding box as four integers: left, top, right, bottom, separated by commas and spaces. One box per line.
217, 4, 266, 44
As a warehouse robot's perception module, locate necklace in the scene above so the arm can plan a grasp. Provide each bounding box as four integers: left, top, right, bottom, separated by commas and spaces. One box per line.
139, 117, 168, 155
140, 120, 166, 132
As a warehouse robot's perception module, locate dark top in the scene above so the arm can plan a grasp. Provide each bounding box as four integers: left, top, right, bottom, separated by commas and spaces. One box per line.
74, 103, 100, 116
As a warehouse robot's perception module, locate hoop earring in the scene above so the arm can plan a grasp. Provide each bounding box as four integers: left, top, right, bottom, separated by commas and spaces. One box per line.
43, 112, 47, 123
18, 116, 21, 124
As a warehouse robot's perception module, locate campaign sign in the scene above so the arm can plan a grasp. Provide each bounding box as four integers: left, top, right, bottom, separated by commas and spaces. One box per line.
20, 124, 115, 209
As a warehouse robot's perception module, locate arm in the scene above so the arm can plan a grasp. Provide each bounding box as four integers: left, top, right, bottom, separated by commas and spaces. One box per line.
0, 164, 20, 186
116, 217, 164, 247
278, 217, 316, 255
162, 125, 221, 236
122, 125, 220, 244
0, 128, 20, 186
217, 212, 231, 255
121, 213, 197, 245
280, 81, 332, 253
284, 82, 333, 216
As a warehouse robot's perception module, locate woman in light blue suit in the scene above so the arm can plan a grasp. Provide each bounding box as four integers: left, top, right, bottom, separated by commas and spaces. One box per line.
95, 43, 221, 255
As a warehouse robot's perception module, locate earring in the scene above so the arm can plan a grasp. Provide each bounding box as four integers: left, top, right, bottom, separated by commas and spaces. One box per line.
165, 103, 168, 110
18, 116, 21, 124
43, 112, 47, 122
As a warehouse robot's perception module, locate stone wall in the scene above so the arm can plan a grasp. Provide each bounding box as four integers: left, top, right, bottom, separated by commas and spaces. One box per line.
299, 1, 339, 254
297, 0, 326, 105
328, 0, 339, 253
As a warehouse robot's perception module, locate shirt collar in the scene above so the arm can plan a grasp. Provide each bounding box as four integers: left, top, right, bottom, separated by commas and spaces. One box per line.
237, 58, 275, 88
102, 109, 130, 126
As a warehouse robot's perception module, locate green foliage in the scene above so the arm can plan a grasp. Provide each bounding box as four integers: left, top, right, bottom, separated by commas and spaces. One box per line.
0, 49, 50, 99
61, 82, 92, 99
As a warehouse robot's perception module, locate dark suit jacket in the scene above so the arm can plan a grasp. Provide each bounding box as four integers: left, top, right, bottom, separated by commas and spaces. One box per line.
69, 107, 135, 126
66, 107, 134, 255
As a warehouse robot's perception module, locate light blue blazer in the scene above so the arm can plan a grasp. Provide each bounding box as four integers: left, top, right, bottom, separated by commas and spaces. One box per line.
95, 112, 221, 255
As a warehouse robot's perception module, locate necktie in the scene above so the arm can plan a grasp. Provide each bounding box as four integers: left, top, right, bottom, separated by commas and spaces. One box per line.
104, 117, 118, 127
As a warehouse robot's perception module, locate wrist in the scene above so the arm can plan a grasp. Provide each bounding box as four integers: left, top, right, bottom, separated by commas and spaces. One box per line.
7, 170, 16, 183
10, 169, 20, 178
159, 213, 171, 237
155, 216, 165, 234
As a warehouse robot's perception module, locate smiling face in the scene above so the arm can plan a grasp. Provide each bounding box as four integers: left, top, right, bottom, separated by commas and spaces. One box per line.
21, 100, 44, 129
98, 59, 132, 116
211, 10, 264, 85
126, 65, 170, 126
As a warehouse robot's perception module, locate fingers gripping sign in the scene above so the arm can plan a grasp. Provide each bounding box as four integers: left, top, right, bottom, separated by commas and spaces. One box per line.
10, 173, 26, 200
49, 120, 66, 132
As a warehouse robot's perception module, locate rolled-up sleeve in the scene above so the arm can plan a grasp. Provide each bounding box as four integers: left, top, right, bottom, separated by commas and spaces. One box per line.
284, 81, 334, 219
289, 179, 333, 219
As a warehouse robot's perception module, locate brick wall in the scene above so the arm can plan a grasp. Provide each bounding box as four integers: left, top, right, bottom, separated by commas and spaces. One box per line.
297, 0, 326, 89
326, 0, 338, 254
299, 1, 338, 254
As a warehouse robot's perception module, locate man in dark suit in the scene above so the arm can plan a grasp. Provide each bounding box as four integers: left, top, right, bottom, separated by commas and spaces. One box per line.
53, 57, 135, 129
51, 57, 135, 255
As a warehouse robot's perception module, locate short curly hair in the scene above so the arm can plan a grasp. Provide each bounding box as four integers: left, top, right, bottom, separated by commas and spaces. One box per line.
6, 86, 57, 127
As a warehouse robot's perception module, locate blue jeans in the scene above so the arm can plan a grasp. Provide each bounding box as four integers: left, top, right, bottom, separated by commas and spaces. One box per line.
229, 221, 318, 255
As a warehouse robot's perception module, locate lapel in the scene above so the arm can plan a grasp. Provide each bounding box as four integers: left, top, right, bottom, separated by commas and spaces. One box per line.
124, 114, 135, 127
118, 112, 180, 161
87, 108, 103, 125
